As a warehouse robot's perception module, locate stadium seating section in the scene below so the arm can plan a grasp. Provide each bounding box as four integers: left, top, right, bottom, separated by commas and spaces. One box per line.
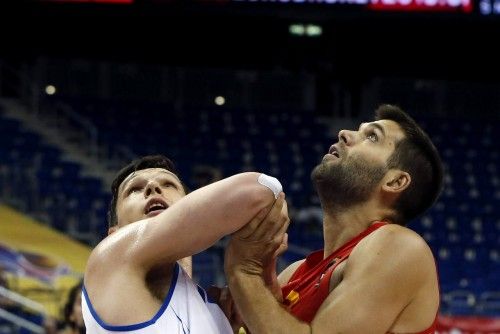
0, 98, 498, 316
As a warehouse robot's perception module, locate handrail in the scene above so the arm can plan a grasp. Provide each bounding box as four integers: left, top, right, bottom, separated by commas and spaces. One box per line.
0, 308, 45, 334
54, 101, 99, 158
0, 286, 46, 315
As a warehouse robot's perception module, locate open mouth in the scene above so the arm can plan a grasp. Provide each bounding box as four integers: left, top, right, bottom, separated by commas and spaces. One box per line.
144, 199, 168, 215
328, 145, 340, 158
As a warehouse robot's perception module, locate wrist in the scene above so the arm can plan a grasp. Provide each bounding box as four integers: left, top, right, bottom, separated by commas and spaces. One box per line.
225, 258, 265, 277
227, 267, 265, 285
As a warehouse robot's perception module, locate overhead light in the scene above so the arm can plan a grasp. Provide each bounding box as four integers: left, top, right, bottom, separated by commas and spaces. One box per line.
289, 24, 305, 36
289, 24, 322, 37
45, 85, 56, 95
306, 25, 322, 37
215, 96, 226, 106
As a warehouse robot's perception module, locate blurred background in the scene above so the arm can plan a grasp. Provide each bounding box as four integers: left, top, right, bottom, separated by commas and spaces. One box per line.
0, 0, 499, 332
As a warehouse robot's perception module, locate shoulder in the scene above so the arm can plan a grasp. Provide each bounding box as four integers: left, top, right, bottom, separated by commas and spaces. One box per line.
85, 234, 123, 278
348, 223, 436, 285
357, 223, 432, 258
84, 221, 150, 290
86, 220, 148, 269
278, 259, 306, 286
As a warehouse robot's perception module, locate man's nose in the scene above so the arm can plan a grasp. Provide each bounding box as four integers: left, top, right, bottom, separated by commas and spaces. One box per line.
338, 129, 356, 146
145, 182, 162, 196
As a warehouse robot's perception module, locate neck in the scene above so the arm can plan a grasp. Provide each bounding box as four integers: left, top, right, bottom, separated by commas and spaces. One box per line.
322, 199, 389, 258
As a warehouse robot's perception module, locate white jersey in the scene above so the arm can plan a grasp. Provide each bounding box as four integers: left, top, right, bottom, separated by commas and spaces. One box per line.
82, 263, 232, 334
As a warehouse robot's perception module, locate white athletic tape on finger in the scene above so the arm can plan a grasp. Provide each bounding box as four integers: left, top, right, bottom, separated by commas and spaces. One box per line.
258, 174, 282, 199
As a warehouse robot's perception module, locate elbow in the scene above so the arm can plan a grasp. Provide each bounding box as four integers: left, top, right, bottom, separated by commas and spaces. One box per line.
234, 172, 281, 209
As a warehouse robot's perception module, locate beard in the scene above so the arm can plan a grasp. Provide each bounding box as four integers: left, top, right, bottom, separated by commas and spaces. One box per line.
311, 153, 387, 212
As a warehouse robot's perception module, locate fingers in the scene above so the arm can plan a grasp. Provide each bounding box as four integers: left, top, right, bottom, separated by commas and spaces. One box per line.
254, 193, 289, 241
252, 192, 286, 240
269, 202, 290, 239
275, 212, 290, 241
257, 194, 289, 249
233, 193, 286, 240
226, 192, 290, 275
233, 205, 272, 239
273, 233, 288, 258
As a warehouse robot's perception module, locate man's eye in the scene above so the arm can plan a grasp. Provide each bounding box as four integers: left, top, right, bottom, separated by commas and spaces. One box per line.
367, 133, 378, 142
128, 186, 141, 194
163, 182, 177, 189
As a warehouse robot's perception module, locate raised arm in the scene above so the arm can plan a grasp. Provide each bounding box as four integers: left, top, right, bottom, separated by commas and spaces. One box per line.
225, 225, 438, 334
89, 172, 281, 273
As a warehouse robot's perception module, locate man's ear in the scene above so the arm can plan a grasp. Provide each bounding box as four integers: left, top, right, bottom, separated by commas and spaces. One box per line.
108, 226, 118, 235
382, 170, 411, 194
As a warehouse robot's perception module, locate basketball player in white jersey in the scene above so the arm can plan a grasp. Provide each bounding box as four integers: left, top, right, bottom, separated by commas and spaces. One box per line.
82, 155, 287, 333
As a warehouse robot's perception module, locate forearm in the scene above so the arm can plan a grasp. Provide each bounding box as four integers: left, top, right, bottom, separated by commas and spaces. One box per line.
228, 272, 310, 334
263, 257, 283, 302
178, 172, 280, 235
137, 172, 280, 265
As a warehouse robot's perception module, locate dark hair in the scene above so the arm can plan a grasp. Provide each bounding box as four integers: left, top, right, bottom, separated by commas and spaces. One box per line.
63, 281, 82, 328
107, 155, 187, 228
375, 104, 443, 224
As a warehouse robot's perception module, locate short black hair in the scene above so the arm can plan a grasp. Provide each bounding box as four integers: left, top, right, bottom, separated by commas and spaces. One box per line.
107, 155, 187, 228
375, 104, 444, 224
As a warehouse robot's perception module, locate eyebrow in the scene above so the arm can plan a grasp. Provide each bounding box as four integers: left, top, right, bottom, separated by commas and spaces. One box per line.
120, 170, 181, 193
360, 122, 386, 138
121, 174, 142, 191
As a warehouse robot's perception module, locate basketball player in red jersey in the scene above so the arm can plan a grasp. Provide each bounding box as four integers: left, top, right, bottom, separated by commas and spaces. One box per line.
224, 105, 444, 334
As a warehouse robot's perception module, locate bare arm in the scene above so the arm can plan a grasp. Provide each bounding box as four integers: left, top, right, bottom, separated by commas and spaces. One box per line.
88, 172, 280, 274
226, 225, 438, 334
210, 196, 290, 332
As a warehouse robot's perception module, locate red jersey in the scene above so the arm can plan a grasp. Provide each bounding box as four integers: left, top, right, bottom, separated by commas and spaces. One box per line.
281, 222, 437, 334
